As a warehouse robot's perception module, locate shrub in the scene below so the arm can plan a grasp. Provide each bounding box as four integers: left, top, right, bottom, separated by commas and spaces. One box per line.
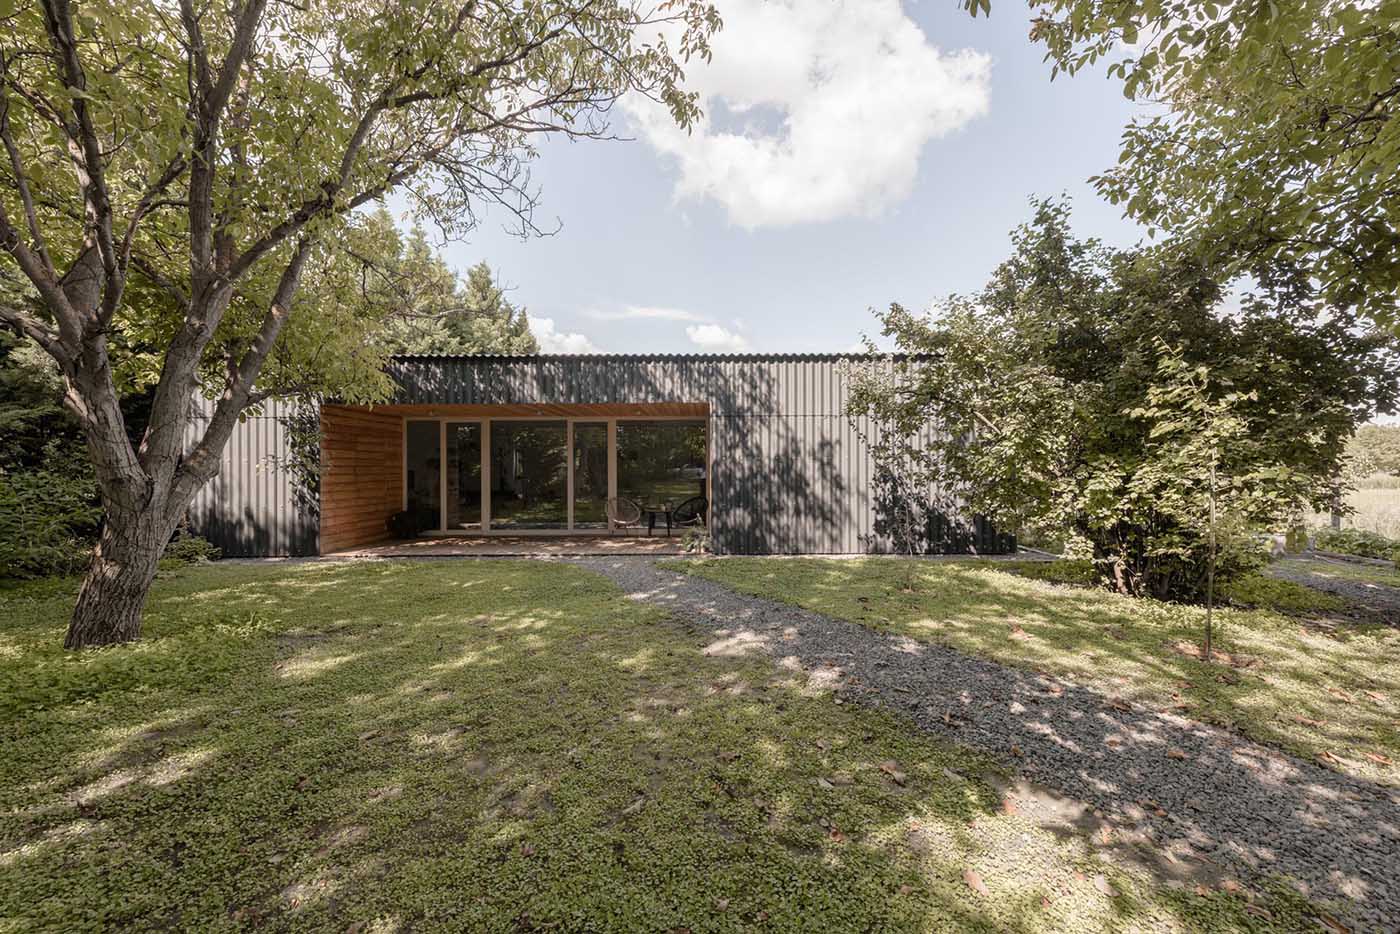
998, 558, 1099, 587
0, 466, 100, 579
161, 535, 222, 568
1313, 527, 1400, 561
1217, 574, 1346, 614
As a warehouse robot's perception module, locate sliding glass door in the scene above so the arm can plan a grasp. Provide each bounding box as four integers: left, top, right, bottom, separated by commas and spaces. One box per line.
571, 423, 609, 529
405, 420, 441, 531
445, 422, 483, 530
617, 421, 708, 509
489, 421, 567, 529
402, 416, 707, 534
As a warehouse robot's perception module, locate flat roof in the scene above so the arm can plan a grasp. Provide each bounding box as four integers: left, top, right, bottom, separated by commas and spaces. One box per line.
389, 352, 917, 362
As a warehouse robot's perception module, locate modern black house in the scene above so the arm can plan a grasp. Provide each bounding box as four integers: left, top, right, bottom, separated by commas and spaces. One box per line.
185, 353, 1014, 557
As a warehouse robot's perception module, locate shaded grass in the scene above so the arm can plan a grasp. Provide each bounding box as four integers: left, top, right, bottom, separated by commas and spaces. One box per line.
1274, 556, 1400, 589
668, 558, 1400, 787
0, 561, 1326, 932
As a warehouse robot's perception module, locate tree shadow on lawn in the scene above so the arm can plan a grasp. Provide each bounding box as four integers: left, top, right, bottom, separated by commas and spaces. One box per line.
0, 560, 1328, 932
670, 557, 1400, 788
632, 557, 1400, 928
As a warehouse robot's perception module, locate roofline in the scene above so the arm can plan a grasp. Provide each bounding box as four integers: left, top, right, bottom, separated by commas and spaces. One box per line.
388, 352, 926, 363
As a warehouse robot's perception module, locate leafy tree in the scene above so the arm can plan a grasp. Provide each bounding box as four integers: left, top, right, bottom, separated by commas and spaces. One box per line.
966, 0, 1400, 332
1349, 424, 1400, 477
1132, 345, 1288, 657
0, 331, 98, 577
0, 0, 716, 647
848, 201, 1399, 600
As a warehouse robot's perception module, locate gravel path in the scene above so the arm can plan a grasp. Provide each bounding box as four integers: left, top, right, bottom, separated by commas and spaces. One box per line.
576, 556, 1400, 930
1268, 556, 1400, 624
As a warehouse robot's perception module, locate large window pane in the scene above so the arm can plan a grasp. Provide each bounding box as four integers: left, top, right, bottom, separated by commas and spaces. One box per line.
445, 422, 482, 530
616, 421, 707, 511
405, 420, 441, 531
490, 421, 567, 529
571, 423, 608, 528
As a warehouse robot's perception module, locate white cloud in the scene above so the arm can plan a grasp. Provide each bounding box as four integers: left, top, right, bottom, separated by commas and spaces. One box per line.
586, 305, 707, 323
625, 0, 992, 228
528, 314, 600, 354
686, 323, 751, 352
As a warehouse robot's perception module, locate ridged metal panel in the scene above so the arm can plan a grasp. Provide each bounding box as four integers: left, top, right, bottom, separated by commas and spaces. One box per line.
378, 355, 1011, 555
201, 355, 1010, 556
184, 398, 319, 557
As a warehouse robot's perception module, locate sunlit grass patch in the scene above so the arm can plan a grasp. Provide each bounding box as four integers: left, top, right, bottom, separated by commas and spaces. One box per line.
669, 557, 1400, 787
0, 560, 1338, 931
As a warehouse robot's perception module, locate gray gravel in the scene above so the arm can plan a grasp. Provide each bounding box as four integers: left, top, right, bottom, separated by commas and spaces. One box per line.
1267, 556, 1400, 624
575, 556, 1400, 930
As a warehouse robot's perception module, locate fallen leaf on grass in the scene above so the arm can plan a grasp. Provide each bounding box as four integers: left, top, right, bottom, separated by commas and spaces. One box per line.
1293, 715, 1326, 728
1328, 687, 1355, 702
963, 869, 989, 897
1363, 751, 1394, 765
1365, 691, 1386, 703
1092, 874, 1113, 897
1319, 913, 1351, 933
1166, 748, 1188, 761
1009, 745, 1025, 758
898, 884, 914, 897
878, 760, 907, 786
1009, 625, 1030, 641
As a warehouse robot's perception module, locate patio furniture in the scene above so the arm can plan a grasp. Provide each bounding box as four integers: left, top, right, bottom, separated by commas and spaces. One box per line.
672, 496, 707, 528
605, 496, 643, 534
642, 503, 674, 537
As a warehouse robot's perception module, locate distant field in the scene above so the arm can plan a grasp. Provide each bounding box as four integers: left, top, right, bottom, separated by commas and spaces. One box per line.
1310, 474, 1400, 539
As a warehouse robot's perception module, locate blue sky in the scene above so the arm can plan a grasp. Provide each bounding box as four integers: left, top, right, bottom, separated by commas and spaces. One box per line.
408, 0, 1151, 354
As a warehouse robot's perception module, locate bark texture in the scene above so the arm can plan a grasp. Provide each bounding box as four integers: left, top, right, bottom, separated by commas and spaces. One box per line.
66, 511, 173, 648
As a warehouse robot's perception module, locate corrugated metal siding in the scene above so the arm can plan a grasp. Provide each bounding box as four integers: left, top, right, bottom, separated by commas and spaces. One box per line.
203, 356, 1012, 556
184, 399, 319, 557
382, 356, 1011, 556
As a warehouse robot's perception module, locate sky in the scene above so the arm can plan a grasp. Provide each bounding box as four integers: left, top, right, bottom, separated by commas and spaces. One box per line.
399, 0, 1152, 355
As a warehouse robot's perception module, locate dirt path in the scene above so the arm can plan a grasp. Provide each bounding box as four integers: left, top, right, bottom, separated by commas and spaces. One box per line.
576, 556, 1400, 930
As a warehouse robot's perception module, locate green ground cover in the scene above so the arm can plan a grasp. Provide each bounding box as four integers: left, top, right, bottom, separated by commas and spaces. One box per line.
669, 558, 1400, 787
0, 561, 1322, 932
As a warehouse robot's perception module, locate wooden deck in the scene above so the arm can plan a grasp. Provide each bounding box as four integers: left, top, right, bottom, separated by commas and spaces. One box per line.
326, 535, 688, 557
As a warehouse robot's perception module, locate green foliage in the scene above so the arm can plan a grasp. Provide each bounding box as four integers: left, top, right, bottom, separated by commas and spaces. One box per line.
972, 0, 1400, 333
1349, 425, 1400, 477
996, 558, 1099, 587
0, 560, 1301, 930
1216, 574, 1347, 615
2, 0, 717, 403
847, 200, 1399, 601
1313, 527, 1400, 561
0, 335, 99, 580
673, 556, 1400, 786
329, 208, 538, 358
160, 535, 221, 568
0, 467, 99, 580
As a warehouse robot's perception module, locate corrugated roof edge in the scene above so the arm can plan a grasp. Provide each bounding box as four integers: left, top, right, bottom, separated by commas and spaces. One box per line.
388, 352, 929, 362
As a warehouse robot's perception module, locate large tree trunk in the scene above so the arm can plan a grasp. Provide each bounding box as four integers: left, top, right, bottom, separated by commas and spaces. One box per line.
65, 502, 179, 649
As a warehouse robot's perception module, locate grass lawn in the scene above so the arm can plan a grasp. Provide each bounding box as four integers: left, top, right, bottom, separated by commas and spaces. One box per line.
668, 559, 1400, 788
0, 562, 1322, 932
1274, 555, 1400, 588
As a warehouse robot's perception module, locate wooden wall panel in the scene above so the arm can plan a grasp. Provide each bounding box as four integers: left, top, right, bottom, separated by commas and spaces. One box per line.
320, 405, 402, 553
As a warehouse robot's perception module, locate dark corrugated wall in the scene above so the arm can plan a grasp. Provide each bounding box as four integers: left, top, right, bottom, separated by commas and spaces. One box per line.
184, 398, 319, 556
386, 354, 1013, 556
192, 355, 1014, 556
